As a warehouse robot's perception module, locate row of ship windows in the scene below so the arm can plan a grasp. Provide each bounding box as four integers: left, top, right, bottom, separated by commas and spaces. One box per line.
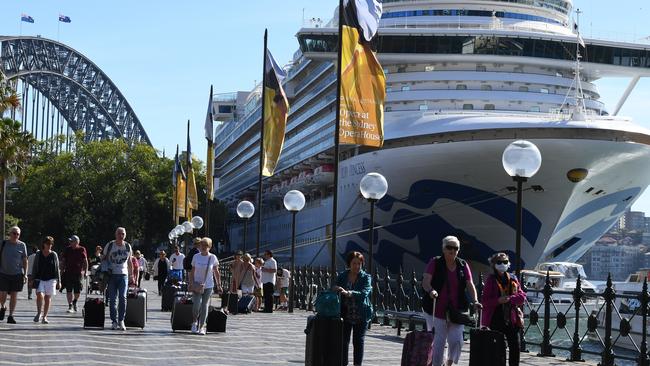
380, 0, 570, 14
382, 10, 561, 25
384, 64, 566, 76
388, 84, 551, 93
385, 103, 540, 112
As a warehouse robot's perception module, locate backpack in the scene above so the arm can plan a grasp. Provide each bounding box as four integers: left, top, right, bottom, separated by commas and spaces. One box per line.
183, 247, 198, 271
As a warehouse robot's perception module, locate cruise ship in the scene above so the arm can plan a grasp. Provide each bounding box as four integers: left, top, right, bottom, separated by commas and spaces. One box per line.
212, 0, 650, 274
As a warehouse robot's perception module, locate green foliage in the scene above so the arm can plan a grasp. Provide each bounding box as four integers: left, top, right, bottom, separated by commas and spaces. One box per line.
11, 136, 174, 254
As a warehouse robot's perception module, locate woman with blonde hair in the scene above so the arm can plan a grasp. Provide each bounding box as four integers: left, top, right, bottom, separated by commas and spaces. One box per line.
189, 237, 222, 335
237, 253, 256, 296
30, 236, 61, 323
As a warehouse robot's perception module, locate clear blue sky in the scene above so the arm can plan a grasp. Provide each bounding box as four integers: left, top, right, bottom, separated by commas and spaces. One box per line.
3, 1, 650, 211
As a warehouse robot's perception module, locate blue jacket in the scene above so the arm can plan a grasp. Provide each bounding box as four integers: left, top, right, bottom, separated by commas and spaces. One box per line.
336, 269, 373, 323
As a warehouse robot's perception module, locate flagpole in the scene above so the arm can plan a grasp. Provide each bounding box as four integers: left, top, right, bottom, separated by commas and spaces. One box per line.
185, 120, 190, 222
205, 85, 214, 238
205, 141, 212, 237
330, 0, 344, 277
256, 29, 268, 259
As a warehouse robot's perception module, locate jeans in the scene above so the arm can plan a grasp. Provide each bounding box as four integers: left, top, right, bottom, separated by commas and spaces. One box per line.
108, 274, 128, 322
192, 287, 213, 329
342, 321, 367, 365
263, 282, 274, 313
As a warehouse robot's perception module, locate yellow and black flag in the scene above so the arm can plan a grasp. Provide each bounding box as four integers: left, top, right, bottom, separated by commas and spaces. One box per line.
339, 0, 385, 147
261, 49, 289, 177
172, 146, 186, 223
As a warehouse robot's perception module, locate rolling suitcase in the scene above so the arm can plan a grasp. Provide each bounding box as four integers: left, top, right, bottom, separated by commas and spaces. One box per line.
401, 297, 434, 366
162, 283, 179, 311
171, 295, 194, 332
83, 297, 105, 329
125, 288, 147, 328
237, 294, 255, 314
206, 306, 227, 333
222, 292, 239, 315
469, 328, 507, 366
304, 315, 343, 366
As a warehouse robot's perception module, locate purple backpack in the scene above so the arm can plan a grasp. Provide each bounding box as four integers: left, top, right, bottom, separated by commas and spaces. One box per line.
401, 329, 434, 366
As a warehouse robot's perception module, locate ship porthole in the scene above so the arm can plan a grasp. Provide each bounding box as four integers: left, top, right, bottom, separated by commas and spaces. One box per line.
567, 168, 588, 183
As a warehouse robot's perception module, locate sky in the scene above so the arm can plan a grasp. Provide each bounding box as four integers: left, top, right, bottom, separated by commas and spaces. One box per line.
2, 0, 650, 211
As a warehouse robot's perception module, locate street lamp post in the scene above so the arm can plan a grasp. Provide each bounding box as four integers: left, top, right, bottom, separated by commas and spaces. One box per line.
236, 201, 255, 254
502, 140, 542, 279
359, 172, 388, 277
284, 189, 305, 313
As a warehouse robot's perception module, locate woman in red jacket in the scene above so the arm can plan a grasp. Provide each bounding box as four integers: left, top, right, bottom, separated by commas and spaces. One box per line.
480, 253, 526, 366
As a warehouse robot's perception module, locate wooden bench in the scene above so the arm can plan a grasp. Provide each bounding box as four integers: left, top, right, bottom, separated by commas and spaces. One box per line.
382, 310, 427, 336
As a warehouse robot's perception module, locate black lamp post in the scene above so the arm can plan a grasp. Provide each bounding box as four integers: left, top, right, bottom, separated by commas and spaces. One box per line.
237, 200, 255, 253
284, 189, 305, 313
359, 172, 388, 277
502, 140, 542, 279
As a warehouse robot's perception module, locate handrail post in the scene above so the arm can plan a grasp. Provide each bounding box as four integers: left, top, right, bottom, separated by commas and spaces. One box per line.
476, 273, 483, 326
638, 277, 649, 366
599, 273, 615, 366
538, 270, 555, 357
372, 267, 379, 323
568, 275, 584, 362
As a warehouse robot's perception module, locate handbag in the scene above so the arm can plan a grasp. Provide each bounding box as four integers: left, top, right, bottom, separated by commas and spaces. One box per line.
191, 256, 212, 295
445, 274, 476, 327
314, 290, 340, 318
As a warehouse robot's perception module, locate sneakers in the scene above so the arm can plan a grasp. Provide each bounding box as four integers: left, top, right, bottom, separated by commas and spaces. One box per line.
7, 316, 16, 324
0, 307, 5, 321
73, 303, 78, 312
67, 304, 74, 313
111, 321, 118, 330
41, 317, 49, 324
191, 322, 199, 333
198, 327, 206, 335
119, 320, 126, 331
33, 313, 41, 322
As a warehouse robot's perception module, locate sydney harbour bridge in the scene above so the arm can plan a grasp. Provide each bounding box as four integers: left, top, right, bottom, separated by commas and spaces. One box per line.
0, 36, 151, 149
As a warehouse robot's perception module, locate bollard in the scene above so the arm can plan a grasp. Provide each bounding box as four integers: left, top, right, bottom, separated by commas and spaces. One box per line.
638, 277, 649, 366
599, 274, 615, 366
538, 270, 555, 357
568, 275, 584, 362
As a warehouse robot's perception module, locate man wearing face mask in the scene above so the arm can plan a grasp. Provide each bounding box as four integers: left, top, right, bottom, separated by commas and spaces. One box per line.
479, 253, 527, 366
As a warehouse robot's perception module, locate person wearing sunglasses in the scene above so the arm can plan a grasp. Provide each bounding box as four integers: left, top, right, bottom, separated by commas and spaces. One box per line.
421, 235, 481, 366
0, 227, 28, 324
480, 252, 527, 366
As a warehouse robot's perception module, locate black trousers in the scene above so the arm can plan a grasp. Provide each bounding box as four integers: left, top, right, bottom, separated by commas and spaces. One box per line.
491, 321, 521, 366
157, 275, 167, 294
137, 271, 144, 288
263, 282, 274, 313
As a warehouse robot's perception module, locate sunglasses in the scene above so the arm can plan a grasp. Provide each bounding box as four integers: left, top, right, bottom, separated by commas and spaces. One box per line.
445, 245, 459, 251
496, 260, 509, 265
10, 232, 19, 236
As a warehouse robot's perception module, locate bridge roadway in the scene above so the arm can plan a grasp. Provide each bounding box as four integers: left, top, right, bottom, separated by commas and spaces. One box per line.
0, 280, 596, 365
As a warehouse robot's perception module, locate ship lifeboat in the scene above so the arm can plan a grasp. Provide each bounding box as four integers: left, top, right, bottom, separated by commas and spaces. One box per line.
309, 164, 334, 186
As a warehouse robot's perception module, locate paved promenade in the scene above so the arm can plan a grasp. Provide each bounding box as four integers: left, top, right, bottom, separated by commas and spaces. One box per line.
0, 280, 596, 365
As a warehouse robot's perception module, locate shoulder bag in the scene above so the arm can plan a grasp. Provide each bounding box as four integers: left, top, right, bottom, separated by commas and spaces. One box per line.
445, 264, 475, 327
191, 256, 212, 295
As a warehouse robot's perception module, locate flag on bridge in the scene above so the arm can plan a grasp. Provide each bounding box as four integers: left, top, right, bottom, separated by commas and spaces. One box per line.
21, 14, 34, 23
59, 14, 71, 23
338, 0, 386, 147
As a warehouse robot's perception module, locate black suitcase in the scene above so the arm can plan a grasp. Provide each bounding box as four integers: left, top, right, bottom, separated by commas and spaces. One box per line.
125, 288, 147, 328
206, 306, 227, 333
162, 283, 179, 311
222, 292, 239, 315
83, 297, 105, 329
237, 295, 255, 314
305, 315, 343, 366
171, 296, 194, 332
469, 328, 507, 366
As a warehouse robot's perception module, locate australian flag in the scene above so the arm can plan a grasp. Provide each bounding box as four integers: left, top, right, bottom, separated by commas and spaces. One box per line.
59, 14, 71, 23
21, 14, 34, 23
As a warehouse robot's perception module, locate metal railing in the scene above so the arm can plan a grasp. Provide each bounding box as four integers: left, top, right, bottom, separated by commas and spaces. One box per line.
216, 262, 649, 366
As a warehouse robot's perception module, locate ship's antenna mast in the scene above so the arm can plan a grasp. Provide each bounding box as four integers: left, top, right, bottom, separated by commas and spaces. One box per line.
572, 8, 587, 120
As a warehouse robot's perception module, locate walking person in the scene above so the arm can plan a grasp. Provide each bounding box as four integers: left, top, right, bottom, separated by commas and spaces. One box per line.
276, 266, 291, 310
169, 245, 185, 283
189, 237, 222, 335
480, 253, 526, 366
61, 235, 88, 313
332, 251, 373, 366
134, 251, 147, 288
103, 227, 134, 330
153, 251, 171, 295
31, 236, 61, 324
261, 250, 277, 313
421, 236, 482, 366
27, 249, 37, 300
253, 257, 264, 311
0, 226, 28, 324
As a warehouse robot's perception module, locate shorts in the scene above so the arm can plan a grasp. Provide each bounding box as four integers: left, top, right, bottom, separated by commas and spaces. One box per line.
37, 279, 58, 296
0, 272, 24, 293
63, 272, 83, 293
241, 284, 254, 295
280, 287, 289, 296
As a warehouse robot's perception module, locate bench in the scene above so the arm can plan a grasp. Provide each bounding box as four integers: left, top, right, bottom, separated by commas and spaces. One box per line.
382, 310, 427, 336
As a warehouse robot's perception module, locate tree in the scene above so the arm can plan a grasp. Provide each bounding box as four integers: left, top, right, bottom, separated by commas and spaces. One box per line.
0, 72, 20, 115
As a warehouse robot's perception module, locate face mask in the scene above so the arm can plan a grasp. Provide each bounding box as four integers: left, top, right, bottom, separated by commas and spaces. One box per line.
495, 263, 509, 273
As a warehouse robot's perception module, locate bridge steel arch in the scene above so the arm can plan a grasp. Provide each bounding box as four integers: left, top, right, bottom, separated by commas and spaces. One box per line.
0, 36, 151, 146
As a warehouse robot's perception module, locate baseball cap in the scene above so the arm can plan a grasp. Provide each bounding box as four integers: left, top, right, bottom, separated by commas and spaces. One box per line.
235, 250, 243, 256
69, 235, 80, 242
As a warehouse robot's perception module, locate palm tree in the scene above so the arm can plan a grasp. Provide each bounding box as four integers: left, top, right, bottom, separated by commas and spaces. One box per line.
0, 72, 20, 115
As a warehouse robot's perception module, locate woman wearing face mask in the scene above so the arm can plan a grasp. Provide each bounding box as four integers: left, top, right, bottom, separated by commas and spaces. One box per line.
480, 253, 526, 366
